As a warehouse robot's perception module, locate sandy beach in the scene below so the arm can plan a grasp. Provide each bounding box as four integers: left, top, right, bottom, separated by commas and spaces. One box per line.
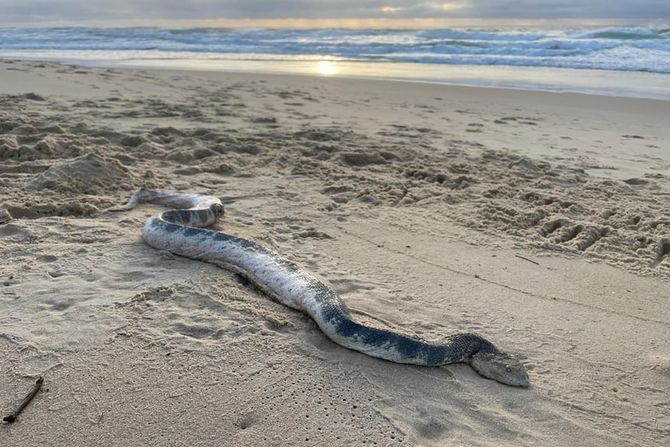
1, 59, 669, 446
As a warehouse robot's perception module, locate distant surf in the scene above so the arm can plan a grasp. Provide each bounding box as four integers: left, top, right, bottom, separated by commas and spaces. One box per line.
0, 26, 669, 73
1, 26, 669, 99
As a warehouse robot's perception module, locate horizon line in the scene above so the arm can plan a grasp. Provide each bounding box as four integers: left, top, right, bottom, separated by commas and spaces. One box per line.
0, 17, 662, 29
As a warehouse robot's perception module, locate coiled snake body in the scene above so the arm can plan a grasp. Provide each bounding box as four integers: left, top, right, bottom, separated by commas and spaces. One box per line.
113, 189, 529, 387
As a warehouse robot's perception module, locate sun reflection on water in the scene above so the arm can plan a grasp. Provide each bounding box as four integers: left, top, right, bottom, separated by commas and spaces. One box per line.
317, 60, 337, 75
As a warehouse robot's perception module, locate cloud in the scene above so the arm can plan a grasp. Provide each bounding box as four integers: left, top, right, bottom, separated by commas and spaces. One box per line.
464, 0, 670, 19
0, 0, 667, 24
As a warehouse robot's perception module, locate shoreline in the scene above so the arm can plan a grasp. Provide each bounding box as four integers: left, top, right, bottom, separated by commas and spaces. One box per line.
2, 54, 670, 101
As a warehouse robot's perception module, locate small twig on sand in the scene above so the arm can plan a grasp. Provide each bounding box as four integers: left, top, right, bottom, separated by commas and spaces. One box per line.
514, 254, 540, 266
3, 376, 43, 423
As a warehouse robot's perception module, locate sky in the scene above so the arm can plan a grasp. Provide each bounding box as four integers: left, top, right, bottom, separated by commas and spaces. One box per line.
0, 0, 668, 27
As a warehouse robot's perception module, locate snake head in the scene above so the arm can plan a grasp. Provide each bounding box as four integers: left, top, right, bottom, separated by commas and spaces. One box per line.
470, 351, 529, 387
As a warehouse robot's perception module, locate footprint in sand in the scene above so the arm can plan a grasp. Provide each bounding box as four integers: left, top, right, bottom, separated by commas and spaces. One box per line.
650, 239, 670, 268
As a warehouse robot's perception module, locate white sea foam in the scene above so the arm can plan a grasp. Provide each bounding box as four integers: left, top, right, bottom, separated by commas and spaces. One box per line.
0, 26, 668, 73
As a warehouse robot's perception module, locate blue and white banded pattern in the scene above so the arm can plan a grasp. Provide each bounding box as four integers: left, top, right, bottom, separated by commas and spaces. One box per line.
113, 189, 529, 387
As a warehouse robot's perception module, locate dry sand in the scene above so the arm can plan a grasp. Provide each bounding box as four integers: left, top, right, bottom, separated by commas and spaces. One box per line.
1, 60, 669, 446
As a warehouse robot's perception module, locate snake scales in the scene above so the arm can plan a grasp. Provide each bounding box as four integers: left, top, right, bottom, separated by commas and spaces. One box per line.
113, 189, 529, 387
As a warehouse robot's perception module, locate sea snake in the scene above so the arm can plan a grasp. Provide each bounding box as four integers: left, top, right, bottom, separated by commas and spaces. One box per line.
112, 189, 529, 387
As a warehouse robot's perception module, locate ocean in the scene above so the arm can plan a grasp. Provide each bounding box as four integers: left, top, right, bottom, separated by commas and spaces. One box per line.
1, 26, 669, 98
